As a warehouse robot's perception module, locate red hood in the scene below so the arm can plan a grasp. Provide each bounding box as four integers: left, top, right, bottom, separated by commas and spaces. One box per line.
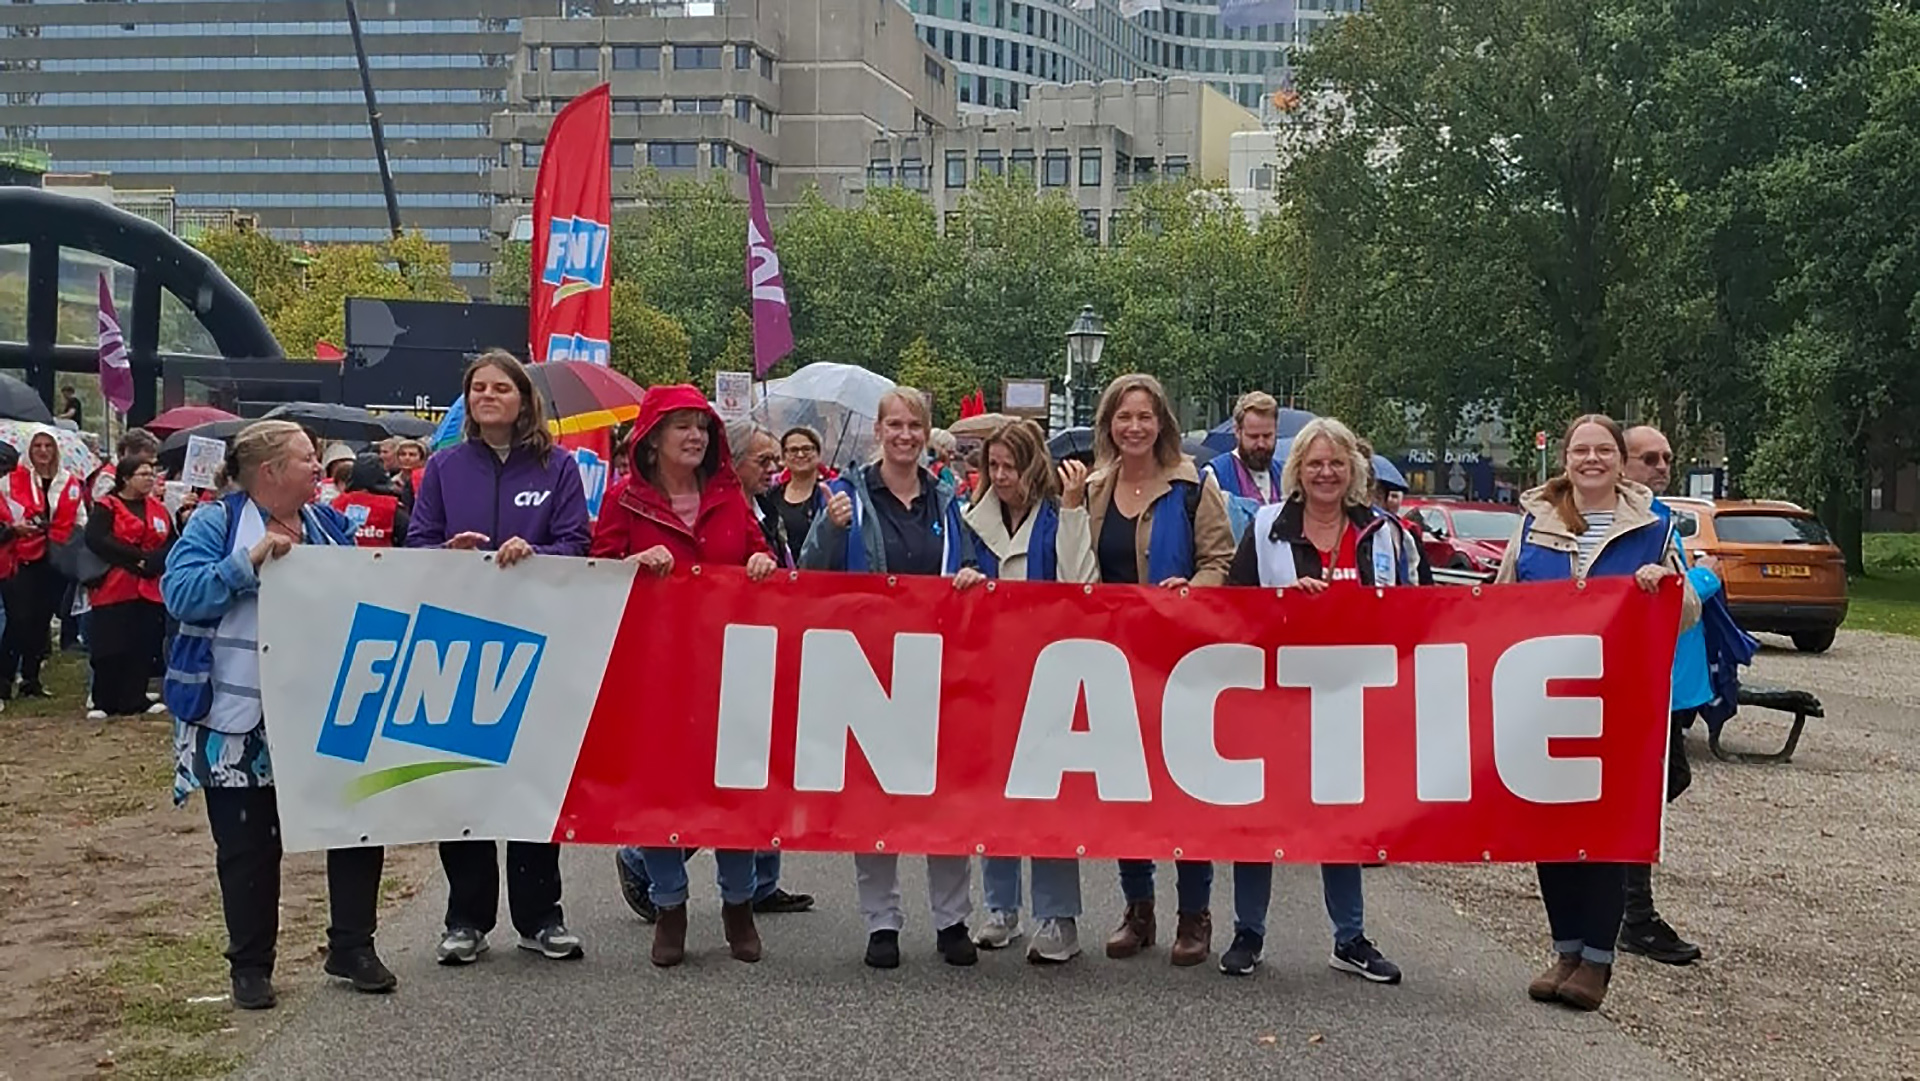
629, 383, 732, 481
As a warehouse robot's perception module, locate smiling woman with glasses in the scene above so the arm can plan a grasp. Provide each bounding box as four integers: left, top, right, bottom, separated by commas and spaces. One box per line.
770, 425, 828, 566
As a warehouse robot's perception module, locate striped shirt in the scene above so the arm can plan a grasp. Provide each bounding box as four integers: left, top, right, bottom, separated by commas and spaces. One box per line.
1575, 510, 1615, 575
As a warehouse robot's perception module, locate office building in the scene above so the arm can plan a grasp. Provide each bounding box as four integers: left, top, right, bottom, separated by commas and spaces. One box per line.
866, 77, 1259, 244
903, 0, 1359, 113
491, 0, 958, 236
0, 0, 560, 296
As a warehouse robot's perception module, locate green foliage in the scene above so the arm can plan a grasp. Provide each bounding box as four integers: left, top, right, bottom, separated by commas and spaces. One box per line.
492, 240, 531, 304
608, 280, 692, 389
937, 175, 1091, 390
895, 334, 983, 428
779, 186, 945, 379
614, 173, 746, 375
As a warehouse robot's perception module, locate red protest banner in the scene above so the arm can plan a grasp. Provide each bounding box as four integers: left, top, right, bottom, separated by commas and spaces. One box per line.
558, 570, 1679, 864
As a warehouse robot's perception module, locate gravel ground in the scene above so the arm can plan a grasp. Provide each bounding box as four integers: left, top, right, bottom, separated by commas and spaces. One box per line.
1411, 629, 1920, 1081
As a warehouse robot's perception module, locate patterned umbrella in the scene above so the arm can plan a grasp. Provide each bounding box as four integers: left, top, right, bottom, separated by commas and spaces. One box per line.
0, 420, 95, 473
525, 361, 648, 436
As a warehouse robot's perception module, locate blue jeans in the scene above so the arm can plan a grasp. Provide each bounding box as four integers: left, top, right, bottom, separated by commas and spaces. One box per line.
752, 850, 781, 903
1231, 862, 1366, 943
1118, 859, 1212, 914
638, 846, 756, 907
981, 857, 1082, 920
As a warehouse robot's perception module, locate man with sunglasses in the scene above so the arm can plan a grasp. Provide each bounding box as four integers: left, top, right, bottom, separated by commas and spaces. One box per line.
1622, 425, 1712, 966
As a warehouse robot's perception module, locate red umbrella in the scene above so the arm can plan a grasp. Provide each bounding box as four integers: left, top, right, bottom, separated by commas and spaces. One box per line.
145, 405, 240, 438
526, 362, 649, 436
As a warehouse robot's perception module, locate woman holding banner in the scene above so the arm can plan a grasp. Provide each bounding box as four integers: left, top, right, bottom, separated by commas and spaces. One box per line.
1496, 413, 1696, 1012
1083, 374, 1236, 968
408, 349, 592, 968
798, 388, 978, 970
1222, 416, 1426, 984
591, 386, 780, 967
953, 419, 1097, 963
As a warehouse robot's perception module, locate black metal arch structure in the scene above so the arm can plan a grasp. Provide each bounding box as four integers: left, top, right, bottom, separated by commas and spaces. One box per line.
0, 186, 283, 425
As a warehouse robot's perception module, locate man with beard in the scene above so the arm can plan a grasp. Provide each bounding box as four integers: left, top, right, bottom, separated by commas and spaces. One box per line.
1201, 391, 1284, 543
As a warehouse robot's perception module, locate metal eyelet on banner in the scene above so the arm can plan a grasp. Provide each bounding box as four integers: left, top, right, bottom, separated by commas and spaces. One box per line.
874, 840, 887, 852
1576, 579, 1588, 590
1075, 845, 1086, 856
1577, 849, 1589, 861
1376, 848, 1388, 861
985, 581, 997, 593
359, 834, 370, 844
1083, 584, 1093, 595
769, 837, 781, 848
1482, 850, 1492, 862
1274, 849, 1285, 859
787, 571, 799, 582
371, 551, 382, 560
1172, 846, 1185, 858
565, 829, 576, 841
886, 575, 898, 587
1375, 588, 1385, 599
1274, 589, 1285, 599
585, 559, 597, 568
974, 844, 985, 854
691, 565, 703, 576
1178, 587, 1190, 598
1471, 585, 1483, 597
461, 828, 472, 837
260, 643, 270, 653
668, 832, 681, 844
483, 554, 494, 563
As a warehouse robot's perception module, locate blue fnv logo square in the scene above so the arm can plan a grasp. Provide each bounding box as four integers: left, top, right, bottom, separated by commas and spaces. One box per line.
546, 332, 611, 366
319, 604, 546, 783
540, 215, 610, 291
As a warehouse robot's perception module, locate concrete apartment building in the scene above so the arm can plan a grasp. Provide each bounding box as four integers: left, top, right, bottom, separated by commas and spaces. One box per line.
865, 77, 1261, 243
490, 0, 957, 236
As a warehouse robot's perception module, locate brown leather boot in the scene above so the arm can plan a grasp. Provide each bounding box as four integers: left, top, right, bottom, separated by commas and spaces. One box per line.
1170, 909, 1212, 967
1104, 901, 1156, 959
651, 904, 688, 967
1528, 953, 1581, 1002
721, 901, 762, 963
1557, 960, 1612, 1011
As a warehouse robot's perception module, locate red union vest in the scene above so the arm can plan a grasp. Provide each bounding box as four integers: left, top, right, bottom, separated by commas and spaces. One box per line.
332, 491, 399, 547
89, 494, 172, 606
2, 465, 83, 565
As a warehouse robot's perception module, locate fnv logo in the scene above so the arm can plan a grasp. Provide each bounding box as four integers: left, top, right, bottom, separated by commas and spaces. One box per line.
317, 603, 546, 802
546, 332, 610, 366
541, 215, 610, 305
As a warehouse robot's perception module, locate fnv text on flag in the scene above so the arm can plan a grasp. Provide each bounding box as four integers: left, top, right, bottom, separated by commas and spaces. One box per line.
530, 84, 613, 366
745, 149, 793, 377
95, 271, 134, 414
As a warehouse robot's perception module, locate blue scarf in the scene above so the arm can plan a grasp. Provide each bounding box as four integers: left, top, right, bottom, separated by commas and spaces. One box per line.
972, 500, 1060, 582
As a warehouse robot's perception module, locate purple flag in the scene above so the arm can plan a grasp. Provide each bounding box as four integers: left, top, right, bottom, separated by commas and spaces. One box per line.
1220, 0, 1296, 31
746, 150, 794, 378
96, 272, 134, 414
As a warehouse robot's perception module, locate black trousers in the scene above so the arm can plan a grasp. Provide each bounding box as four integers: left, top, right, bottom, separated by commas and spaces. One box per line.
1625, 711, 1696, 926
0, 558, 65, 691
1537, 862, 1629, 958
87, 600, 165, 715
439, 840, 563, 938
204, 787, 384, 978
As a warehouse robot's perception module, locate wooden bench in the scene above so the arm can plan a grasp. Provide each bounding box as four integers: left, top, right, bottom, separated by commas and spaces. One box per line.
1711, 683, 1824, 764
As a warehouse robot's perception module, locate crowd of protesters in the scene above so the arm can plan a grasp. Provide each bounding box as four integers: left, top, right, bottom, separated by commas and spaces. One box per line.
0, 356, 1718, 1020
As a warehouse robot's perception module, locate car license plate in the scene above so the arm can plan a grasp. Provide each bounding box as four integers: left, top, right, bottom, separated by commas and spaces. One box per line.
1762, 564, 1812, 578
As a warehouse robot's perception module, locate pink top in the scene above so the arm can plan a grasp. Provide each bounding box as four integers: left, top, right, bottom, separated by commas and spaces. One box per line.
669, 491, 700, 529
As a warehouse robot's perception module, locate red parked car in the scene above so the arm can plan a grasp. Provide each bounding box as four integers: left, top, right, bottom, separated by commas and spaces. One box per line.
1402, 499, 1523, 575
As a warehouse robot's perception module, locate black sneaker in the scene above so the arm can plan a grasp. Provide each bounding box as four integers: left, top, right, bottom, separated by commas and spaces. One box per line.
616, 852, 658, 923
752, 888, 816, 914
1330, 936, 1402, 984
518, 920, 585, 960
231, 973, 276, 1010
19, 683, 51, 699
1620, 918, 1702, 965
865, 929, 901, 969
936, 922, 978, 967
1219, 929, 1264, 976
323, 947, 398, 993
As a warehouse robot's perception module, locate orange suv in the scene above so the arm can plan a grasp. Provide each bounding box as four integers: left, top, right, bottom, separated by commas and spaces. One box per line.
1663, 498, 1848, 652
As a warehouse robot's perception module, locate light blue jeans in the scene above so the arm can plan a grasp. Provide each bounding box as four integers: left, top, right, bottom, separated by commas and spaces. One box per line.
639, 846, 756, 908
981, 857, 1082, 920
1231, 862, 1366, 944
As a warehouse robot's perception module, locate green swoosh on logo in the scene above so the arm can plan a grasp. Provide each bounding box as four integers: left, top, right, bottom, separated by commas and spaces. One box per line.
345, 761, 497, 804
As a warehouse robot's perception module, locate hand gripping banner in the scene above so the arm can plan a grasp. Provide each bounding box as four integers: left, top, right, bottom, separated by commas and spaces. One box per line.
257, 550, 1680, 862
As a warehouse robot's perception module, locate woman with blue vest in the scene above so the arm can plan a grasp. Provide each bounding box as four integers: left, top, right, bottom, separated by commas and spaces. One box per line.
798, 387, 977, 970
1221, 416, 1425, 984
1084, 373, 1236, 968
161, 420, 393, 1010
1496, 413, 1698, 1013
952, 419, 1098, 963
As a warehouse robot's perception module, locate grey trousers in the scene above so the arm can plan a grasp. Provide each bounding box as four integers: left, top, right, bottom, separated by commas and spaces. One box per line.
854, 853, 972, 934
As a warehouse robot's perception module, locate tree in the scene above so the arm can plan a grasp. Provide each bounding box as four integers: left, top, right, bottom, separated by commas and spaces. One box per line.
491, 240, 532, 305
195, 227, 304, 320
608, 280, 692, 389
938, 175, 1093, 391
614, 173, 746, 375
895, 334, 983, 428
778, 186, 946, 378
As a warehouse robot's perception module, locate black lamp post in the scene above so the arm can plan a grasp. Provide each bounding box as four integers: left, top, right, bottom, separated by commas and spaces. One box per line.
1064, 304, 1107, 428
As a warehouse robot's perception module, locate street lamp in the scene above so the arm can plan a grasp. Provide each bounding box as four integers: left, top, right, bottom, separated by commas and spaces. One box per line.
1064, 304, 1107, 427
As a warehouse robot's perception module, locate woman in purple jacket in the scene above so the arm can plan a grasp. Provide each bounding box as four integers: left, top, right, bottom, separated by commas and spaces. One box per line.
407, 349, 592, 966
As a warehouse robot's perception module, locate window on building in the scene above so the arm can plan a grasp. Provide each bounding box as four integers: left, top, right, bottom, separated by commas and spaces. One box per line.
1080, 148, 1102, 186
611, 142, 636, 168
1080, 209, 1101, 243
636, 99, 663, 114
525, 46, 539, 71
868, 159, 895, 187
761, 54, 774, 79
499, 144, 513, 167
759, 160, 774, 187
1115, 151, 1133, 188
522, 143, 543, 168
758, 107, 774, 132
676, 44, 721, 70
945, 151, 966, 188
978, 151, 1003, 176
1042, 151, 1069, 187
711, 142, 728, 168
901, 158, 926, 190
612, 45, 660, 70
674, 98, 722, 113
648, 142, 696, 168
1010, 149, 1036, 181
612, 98, 643, 113
735, 151, 751, 175
734, 98, 753, 121
1163, 155, 1190, 178
735, 44, 754, 69
551, 46, 595, 71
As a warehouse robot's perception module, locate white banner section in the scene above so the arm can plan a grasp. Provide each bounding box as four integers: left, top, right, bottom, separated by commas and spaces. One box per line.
257, 548, 632, 852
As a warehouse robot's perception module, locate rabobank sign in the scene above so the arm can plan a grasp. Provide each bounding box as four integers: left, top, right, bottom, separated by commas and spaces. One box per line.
541, 215, 610, 304
318, 602, 546, 802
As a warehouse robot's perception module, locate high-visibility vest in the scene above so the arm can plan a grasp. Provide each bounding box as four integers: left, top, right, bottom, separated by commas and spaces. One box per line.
88, 494, 171, 606
332, 490, 400, 547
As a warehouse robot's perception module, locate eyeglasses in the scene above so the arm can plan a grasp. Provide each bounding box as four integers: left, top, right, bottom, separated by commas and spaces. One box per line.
752, 454, 780, 470
783, 445, 817, 458
1638, 451, 1674, 466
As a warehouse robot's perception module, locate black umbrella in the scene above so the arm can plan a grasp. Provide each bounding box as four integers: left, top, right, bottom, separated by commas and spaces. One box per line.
1047, 426, 1096, 462
1182, 438, 1221, 466
263, 402, 417, 442
0, 374, 55, 424
375, 414, 436, 439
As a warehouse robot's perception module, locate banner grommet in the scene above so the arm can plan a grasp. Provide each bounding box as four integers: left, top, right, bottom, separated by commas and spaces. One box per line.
1472, 585, 1483, 597
874, 840, 886, 851
1075, 845, 1086, 856
769, 837, 781, 847
1083, 584, 1093, 594
691, 565, 703, 576
986, 581, 996, 593
669, 832, 681, 843
1274, 849, 1284, 859
565, 829, 576, 840
974, 843, 985, 854
1482, 851, 1492, 861
1577, 849, 1589, 860
1376, 848, 1387, 861
1172, 846, 1184, 858
787, 571, 799, 582
886, 575, 898, 587
1178, 587, 1190, 598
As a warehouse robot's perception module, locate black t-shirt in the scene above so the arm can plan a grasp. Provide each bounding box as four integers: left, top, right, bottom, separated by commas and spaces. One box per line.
773, 490, 817, 565
866, 469, 942, 577
61, 396, 82, 426
1098, 499, 1140, 585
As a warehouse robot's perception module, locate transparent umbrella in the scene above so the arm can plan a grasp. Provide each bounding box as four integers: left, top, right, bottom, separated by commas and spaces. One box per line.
752, 362, 897, 472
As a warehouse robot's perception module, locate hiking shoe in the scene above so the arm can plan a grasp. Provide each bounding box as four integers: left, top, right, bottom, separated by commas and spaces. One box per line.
1027, 917, 1080, 964
1529, 953, 1582, 1002
518, 920, 585, 960
323, 947, 397, 993
1219, 929, 1264, 976
1170, 910, 1212, 967
435, 926, 488, 966
1330, 936, 1402, 984
973, 909, 1022, 950
865, 929, 901, 969
937, 922, 978, 966
1619, 918, 1702, 965
751, 888, 815, 914
231, 973, 276, 1010
616, 851, 657, 923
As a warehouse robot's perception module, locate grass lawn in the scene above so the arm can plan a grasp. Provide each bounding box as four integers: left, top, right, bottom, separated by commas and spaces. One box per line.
1850, 533, 1920, 638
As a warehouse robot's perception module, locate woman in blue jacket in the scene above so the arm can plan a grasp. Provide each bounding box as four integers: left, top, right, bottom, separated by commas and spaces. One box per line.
1495, 413, 1697, 1013
407, 349, 592, 967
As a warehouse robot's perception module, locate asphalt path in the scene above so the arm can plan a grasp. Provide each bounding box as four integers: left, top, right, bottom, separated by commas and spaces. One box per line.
238, 850, 1680, 1080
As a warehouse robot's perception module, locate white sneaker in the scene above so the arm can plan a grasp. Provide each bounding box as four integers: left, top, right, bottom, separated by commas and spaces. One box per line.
85, 709, 107, 720
972, 908, 1022, 950
1027, 917, 1081, 964
146, 702, 170, 715
146, 691, 160, 703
